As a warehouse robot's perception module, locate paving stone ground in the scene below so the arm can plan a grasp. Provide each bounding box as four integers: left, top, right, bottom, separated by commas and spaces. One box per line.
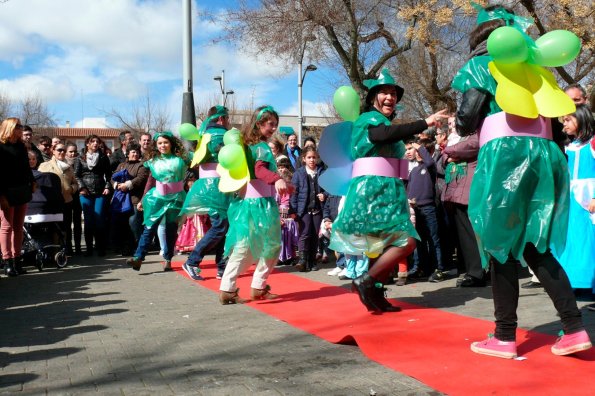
1, 251, 593, 395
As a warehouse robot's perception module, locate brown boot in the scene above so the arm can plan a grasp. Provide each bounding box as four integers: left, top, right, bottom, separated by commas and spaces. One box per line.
126, 257, 142, 271
251, 285, 279, 300
219, 289, 248, 305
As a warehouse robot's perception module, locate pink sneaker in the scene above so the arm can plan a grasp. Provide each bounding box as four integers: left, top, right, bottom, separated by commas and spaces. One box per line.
551, 330, 592, 356
471, 335, 517, 359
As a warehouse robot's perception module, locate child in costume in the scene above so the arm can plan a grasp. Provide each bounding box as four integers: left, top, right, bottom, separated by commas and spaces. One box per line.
180, 105, 232, 280
557, 105, 595, 292
275, 157, 298, 266
326, 68, 447, 313
218, 106, 293, 304
126, 132, 187, 272
290, 146, 327, 272
453, 4, 591, 358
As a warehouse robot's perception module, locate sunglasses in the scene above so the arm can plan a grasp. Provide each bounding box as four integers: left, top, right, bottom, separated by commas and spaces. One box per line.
55, 148, 65, 152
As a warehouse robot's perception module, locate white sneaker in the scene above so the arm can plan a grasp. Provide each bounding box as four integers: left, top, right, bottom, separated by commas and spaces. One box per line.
327, 267, 343, 276
337, 268, 347, 277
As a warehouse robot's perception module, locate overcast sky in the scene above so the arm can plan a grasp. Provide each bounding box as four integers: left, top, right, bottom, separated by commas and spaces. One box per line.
0, 0, 331, 128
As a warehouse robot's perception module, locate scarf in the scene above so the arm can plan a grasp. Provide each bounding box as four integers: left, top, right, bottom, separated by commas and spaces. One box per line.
57, 159, 71, 172
86, 152, 99, 170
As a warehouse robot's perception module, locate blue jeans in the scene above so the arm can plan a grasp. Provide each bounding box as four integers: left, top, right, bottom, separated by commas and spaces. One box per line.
413, 204, 444, 273
80, 194, 108, 251
134, 216, 178, 261
157, 219, 166, 252
186, 214, 229, 273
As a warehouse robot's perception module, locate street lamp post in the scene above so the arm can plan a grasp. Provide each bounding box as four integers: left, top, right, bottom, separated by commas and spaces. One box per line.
181, 0, 196, 126
213, 70, 226, 106
297, 35, 317, 146
298, 64, 317, 146
224, 90, 234, 106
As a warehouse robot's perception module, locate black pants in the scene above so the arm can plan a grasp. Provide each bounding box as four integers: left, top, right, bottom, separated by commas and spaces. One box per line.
297, 211, 322, 267
446, 202, 484, 280
491, 243, 583, 341
64, 196, 82, 252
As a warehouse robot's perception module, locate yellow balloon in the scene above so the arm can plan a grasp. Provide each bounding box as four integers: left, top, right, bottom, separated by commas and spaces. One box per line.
216, 163, 250, 193
489, 61, 575, 119
190, 134, 211, 168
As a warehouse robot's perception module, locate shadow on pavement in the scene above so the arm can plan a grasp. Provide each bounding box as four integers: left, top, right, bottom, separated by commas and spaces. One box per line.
0, 258, 127, 390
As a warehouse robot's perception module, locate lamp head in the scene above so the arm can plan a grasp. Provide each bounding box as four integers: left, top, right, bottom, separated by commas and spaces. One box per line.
306, 64, 317, 72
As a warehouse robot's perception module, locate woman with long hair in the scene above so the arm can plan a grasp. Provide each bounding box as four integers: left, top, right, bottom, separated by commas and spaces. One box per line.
126, 132, 187, 271
74, 134, 112, 256
0, 118, 35, 276
218, 105, 293, 304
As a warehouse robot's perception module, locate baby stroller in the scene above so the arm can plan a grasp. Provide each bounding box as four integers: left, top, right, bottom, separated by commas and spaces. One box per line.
22, 170, 68, 271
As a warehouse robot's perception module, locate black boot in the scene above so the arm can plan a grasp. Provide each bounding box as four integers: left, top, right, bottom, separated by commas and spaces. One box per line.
295, 251, 308, 272
4, 258, 18, 277
351, 273, 382, 312
308, 251, 319, 271
372, 285, 401, 312
14, 256, 27, 275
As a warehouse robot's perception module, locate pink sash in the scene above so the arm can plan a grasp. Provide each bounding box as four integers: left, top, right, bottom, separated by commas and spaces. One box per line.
156, 181, 184, 196
479, 112, 552, 147
242, 179, 275, 198
199, 163, 219, 178
352, 157, 409, 180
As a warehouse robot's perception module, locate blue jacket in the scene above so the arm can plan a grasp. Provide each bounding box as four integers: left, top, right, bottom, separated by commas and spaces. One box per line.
290, 166, 326, 217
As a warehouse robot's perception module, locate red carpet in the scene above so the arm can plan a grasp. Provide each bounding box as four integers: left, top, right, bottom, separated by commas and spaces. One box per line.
173, 261, 594, 395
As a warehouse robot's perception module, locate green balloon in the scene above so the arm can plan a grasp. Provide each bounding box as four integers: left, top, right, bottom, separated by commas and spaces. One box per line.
487, 26, 529, 64
223, 128, 241, 145
532, 30, 581, 67
333, 86, 360, 121
218, 144, 244, 170
179, 123, 199, 140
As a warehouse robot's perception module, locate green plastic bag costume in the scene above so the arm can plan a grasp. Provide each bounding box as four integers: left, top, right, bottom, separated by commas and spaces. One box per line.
142, 154, 188, 227
180, 124, 231, 218
453, 56, 569, 268
329, 111, 419, 256
224, 141, 281, 259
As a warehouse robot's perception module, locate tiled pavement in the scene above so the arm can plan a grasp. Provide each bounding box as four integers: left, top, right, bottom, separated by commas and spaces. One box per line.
1, 252, 593, 395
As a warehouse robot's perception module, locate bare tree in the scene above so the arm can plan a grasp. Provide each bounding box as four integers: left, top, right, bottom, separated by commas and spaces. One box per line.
103, 92, 171, 134
0, 92, 13, 121
214, 0, 417, 98
210, 0, 594, 114
18, 95, 56, 127
518, 0, 595, 85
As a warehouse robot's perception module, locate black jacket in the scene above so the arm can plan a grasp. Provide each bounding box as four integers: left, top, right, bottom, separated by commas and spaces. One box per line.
0, 141, 35, 205
74, 153, 112, 196
290, 166, 326, 217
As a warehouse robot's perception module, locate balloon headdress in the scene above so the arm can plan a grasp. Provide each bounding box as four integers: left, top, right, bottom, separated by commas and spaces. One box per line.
472, 2, 581, 118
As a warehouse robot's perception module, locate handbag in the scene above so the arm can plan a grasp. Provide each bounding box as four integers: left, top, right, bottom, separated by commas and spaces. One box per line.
6, 183, 32, 206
